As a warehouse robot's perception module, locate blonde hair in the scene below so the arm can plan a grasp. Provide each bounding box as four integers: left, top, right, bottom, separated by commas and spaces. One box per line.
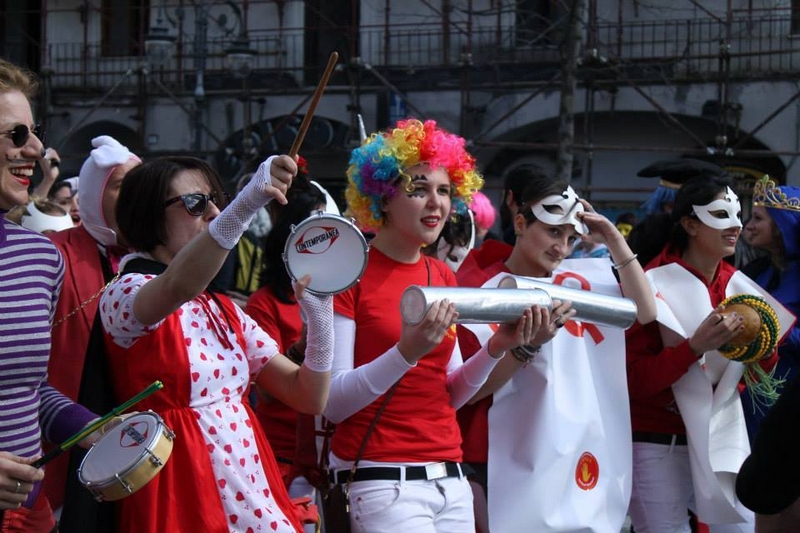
0, 58, 37, 98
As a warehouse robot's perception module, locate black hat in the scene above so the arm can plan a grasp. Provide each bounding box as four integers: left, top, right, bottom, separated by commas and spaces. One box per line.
637, 158, 726, 189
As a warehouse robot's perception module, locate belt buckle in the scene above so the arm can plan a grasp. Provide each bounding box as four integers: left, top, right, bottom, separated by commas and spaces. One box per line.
424, 462, 448, 480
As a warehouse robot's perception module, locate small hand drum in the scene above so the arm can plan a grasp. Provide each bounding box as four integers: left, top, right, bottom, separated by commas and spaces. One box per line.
78, 411, 175, 501
718, 294, 780, 363
282, 212, 369, 295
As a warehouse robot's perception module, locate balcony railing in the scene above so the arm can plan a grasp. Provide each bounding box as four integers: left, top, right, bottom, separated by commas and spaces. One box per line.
44, 11, 800, 94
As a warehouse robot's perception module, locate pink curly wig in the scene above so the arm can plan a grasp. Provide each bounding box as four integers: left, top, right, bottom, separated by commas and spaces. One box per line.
469, 191, 497, 231
345, 118, 484, 232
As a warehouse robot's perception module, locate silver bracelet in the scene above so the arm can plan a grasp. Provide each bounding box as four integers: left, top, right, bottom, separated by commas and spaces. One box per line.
510, 345, 541, 364
612, 253, 638, 270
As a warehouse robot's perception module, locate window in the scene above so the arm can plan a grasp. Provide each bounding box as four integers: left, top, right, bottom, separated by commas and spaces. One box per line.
101, 0, 149, 57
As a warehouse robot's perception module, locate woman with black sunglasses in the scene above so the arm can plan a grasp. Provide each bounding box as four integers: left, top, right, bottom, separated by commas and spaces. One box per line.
87, 155, 333, 533
0, 58, 113, 532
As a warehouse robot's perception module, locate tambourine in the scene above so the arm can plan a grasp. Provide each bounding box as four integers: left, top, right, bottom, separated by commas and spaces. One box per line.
78, 411, 174, 501
282, 212, 369, 295
718, 294, 780, 363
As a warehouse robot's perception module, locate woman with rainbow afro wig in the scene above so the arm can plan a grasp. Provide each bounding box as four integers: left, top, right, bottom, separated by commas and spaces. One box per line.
324, 118, 543, 532
345, 118, 484, 232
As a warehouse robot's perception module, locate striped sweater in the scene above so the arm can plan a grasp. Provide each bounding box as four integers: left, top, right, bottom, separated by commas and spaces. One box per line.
0, 214, 95, 465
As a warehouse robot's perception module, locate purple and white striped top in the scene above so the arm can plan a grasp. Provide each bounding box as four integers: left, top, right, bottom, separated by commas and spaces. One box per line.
0, 214, 95, 463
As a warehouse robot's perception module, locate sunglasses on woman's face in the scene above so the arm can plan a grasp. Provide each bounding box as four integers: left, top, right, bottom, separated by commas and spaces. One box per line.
3, 124, 45, 148
164, 193, 219, 216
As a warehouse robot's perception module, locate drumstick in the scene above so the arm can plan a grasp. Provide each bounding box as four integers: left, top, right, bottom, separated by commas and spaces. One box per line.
288, 51, 339, 158
32, 380, 164, 468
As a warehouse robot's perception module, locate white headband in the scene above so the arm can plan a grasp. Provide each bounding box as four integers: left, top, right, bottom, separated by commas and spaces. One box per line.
531, 185, 587, 234
692, 186, 742, 230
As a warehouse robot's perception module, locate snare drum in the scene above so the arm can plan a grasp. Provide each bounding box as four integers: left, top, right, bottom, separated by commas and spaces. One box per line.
78, 411, 175, 501
283, 212, 369, 295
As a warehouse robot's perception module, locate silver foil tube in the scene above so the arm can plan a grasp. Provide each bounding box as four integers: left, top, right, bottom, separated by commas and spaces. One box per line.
498, 275, 638, 329
400, 286, 553, 325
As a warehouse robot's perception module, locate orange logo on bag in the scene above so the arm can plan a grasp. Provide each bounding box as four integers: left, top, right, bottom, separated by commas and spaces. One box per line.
294, 226, 340, 254
575, 451, 599, 490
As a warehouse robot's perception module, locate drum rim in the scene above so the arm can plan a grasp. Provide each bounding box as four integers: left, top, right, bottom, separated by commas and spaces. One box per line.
282, 212, 369, 295
78, 412, 168, 486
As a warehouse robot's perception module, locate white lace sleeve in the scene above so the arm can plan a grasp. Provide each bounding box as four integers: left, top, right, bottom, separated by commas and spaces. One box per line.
99, 273, 164, 348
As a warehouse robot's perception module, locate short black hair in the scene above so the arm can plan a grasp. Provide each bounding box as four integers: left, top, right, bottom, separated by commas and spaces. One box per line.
116, 156, 226, 253
517, 176, 570, 228
261, 175, 326, 303
47, 180, 74, 200
500, 165, 550, 231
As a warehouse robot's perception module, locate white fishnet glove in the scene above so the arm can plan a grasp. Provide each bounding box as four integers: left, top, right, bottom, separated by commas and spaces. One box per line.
296, 290, 334, 372
209, 156, 278, 249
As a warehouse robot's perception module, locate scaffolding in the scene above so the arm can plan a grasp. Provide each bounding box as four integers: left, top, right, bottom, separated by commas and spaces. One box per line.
4, 0, 800, 189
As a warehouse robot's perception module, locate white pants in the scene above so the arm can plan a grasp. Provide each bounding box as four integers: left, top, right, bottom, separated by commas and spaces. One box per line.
629, 442, 754, 533
347, 476, 474, 533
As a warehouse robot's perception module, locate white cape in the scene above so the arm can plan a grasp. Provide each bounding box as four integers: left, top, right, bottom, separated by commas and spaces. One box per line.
463, 259, 631, 533
646, 264, 794, 526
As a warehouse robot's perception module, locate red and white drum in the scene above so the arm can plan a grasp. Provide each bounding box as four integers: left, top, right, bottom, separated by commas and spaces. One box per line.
78, 411, 175, 501
283, 212, 369, 295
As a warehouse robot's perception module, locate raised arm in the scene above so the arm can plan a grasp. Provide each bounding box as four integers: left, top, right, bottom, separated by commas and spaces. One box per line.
578, 204, 657, 324
133, 156, 295, 325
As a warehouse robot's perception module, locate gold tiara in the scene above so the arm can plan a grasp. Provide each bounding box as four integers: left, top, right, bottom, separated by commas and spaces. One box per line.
752, 175, 800, 212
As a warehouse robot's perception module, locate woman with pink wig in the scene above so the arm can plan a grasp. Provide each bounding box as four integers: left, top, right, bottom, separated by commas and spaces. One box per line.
469, 191, 498, 245
323, 119, 543, 532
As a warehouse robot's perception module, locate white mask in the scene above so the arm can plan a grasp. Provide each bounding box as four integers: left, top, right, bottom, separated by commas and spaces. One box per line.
531, 186, 587, 234
692, 186, 742, 230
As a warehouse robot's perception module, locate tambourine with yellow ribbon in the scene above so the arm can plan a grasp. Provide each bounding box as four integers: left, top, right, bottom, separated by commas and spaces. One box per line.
718, 294, 783, 407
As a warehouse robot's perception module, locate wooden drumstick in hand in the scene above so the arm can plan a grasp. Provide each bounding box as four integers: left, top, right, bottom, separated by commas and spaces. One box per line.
32, 381, 164, 468
289, 51, 339, 159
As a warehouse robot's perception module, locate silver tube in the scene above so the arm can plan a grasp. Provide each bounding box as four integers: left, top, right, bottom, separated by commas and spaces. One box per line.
400, 286, 552, 325
498, 275, 638, 329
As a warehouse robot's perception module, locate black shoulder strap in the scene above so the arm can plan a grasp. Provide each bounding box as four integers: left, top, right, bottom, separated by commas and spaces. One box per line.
59, 310, 117, 532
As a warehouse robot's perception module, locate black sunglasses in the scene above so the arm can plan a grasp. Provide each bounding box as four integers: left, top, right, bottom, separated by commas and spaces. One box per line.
164, 193, 219, 216
3, 124, 45, 148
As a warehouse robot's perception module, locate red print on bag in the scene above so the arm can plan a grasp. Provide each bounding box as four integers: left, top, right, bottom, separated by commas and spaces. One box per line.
552, 272, 604, 344
575, 451, 599, 490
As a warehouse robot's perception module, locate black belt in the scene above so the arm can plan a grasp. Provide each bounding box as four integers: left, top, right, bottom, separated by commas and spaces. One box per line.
330, 462, 466, 484
633, 431, 687, 446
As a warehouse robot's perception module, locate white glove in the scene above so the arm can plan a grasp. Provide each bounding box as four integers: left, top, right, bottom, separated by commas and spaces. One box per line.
209, 156, 278, 249
296, 290, 334, 372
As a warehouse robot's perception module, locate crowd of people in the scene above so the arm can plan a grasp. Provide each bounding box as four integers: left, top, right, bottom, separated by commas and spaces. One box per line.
2, 54, 800, 533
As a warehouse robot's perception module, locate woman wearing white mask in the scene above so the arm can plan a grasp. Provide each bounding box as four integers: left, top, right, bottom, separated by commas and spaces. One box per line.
456, 175, 656, 532
626, 175, 792, 532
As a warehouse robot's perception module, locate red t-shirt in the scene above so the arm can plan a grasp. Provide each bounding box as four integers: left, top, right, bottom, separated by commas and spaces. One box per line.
454, 240, 513, 463
245, 287, 303, 462
331, 247, 463, 463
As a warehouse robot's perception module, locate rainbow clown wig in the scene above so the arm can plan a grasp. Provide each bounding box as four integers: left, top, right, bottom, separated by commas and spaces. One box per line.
345, 118, 484, 232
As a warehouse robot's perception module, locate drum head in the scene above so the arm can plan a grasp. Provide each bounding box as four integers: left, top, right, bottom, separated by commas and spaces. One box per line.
283, 213, 368, 295
79, 412, 163, 484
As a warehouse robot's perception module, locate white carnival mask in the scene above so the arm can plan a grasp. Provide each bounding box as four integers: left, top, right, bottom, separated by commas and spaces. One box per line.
531, 185, 587, 234
692, 186, 742, 230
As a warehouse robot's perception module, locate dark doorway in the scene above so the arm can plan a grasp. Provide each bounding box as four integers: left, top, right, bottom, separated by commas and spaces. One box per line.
0, 0, 42, 72
304, 0, 357, 81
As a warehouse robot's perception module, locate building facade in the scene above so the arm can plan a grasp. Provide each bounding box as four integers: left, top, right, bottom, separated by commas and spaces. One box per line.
2, 0, 799, 212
